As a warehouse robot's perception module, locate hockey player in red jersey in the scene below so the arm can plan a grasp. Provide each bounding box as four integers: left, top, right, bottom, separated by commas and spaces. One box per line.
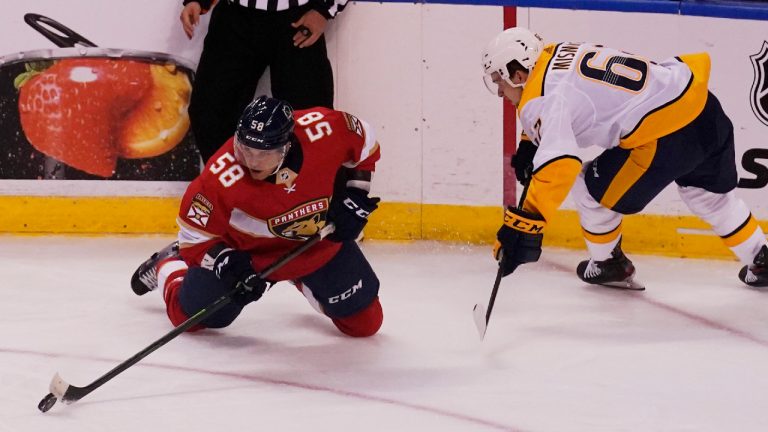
130, 96, 383, 336
482, 27, 768, 289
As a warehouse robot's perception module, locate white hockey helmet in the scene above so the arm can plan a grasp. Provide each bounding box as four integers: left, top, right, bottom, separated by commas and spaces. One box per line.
481, 27, 544, 93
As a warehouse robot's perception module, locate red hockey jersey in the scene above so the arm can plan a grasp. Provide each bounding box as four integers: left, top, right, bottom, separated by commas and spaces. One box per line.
176, 107, 380, 281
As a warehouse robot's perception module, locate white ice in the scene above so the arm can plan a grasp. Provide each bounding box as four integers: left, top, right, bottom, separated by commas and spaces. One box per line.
2, 236, 768, 432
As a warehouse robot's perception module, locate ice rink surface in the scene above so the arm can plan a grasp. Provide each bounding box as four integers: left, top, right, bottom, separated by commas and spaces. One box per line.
2, 236, 767, 432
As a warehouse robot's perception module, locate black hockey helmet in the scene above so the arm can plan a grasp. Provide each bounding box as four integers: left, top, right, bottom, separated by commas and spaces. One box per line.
235, 95, 295, 150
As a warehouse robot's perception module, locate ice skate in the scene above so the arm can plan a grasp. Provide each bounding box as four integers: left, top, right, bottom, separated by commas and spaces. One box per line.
739, 245, 768, 288
576, 242, 644, 291
130, 241, 180, 295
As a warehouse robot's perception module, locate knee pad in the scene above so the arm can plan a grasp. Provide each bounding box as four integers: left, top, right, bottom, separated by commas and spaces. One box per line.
164, 276, 204, 332
332, 298, 383, 337
175, 267, 245, 329
300, 241, 380, 318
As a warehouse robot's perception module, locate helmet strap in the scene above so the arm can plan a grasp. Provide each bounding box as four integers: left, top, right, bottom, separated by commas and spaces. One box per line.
269, 142, 291, 176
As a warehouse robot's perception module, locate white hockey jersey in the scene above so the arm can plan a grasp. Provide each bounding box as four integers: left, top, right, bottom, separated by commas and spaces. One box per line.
517, 42, 711, 222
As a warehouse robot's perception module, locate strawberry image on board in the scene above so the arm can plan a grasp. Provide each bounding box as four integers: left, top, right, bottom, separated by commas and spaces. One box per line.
17, 58, 152, 177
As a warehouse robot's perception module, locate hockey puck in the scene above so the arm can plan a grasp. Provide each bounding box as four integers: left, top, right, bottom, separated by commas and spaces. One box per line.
38, 393, 57, 413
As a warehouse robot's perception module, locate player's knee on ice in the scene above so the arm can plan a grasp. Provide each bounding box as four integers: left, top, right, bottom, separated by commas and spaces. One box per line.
300, 241, 382, 336
167, 241, 382, 335
332, 298, 383, 337
177, 267, 246, 328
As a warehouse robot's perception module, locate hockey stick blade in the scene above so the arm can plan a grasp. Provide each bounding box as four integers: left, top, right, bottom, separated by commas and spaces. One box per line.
473, 257, 505, 341
472, 303, 488, 340
48, 373, 69, 400
39, 371, 103, 412
38, 372, 75, 413
48, 372, 87, 404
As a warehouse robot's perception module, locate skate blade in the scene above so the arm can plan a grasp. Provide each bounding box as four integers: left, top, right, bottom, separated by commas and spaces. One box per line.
599, 278, 645, 291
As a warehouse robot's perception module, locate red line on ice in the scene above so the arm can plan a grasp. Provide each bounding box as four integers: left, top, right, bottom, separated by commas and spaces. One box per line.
3, 347, 526, 432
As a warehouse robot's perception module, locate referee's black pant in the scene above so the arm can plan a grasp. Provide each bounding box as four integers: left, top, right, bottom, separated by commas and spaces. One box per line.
189, 1, 334, 162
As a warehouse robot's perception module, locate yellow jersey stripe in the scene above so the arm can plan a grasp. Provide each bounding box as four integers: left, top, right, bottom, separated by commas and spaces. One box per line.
518, 43, 559, 112
620, 53, 711, 149
522, 155, 582, 221
600, 141, 658, 209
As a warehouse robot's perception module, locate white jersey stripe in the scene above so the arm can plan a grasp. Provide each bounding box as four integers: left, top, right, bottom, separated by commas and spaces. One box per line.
177, 218, 218, 247
343, 118, 378, 168
230, 208, 276, 238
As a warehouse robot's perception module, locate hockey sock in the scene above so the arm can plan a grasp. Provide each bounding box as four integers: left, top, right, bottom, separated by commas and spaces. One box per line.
678, 186, 766, 266
583, 227, 623, 261
331, 297, 383, 337
159, 260, 204, 331
723, 216, 767, 266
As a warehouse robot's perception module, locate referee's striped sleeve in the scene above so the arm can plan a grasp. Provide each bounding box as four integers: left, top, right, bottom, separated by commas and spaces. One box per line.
184, 0, 349, 16
311, 0, 349, 18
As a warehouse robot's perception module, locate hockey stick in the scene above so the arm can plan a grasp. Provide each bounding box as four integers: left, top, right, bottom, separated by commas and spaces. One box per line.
38, 224, 335, 413
472, 254, 506, 340
472, 181, 530, 340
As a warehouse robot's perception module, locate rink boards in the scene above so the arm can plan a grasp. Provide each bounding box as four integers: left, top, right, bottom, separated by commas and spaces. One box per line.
1, 1, 767, 260
3, 194, 767, 261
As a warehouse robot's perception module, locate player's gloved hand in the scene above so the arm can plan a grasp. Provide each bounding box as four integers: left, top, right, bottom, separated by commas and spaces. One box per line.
511, 138, 538, 185
493, 207, 545, 276
326, 187, 380, 242
204, 244, 267, 306
232, 273, 268, 307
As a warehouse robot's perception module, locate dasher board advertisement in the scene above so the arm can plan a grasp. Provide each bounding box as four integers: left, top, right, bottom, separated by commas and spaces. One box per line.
0, 8, 202, 181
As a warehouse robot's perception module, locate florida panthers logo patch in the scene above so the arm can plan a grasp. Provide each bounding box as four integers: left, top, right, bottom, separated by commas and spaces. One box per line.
269, 199, 329, 240
186, 193, 213, 227
750, 41, 768, 127
343, 113, 365, 138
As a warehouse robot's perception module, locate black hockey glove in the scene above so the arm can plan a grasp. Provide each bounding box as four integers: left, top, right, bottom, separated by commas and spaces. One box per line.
326, 187, 380, 242
203, 244, 267, 306
493, 207, 545, 277
511, 138, 538, 185
232, 273, 268, 307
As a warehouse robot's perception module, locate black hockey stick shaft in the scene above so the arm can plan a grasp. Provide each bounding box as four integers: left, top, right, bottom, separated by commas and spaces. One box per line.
483, 254, 506, 325
475, 183, 530, 338
42, 224, 334, 409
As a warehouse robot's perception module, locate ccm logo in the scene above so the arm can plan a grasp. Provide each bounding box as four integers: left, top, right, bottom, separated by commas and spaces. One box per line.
343, 198, 370, 218
510, 219, 544, 234
329, 280, 362, 304
504, 213, 545, 234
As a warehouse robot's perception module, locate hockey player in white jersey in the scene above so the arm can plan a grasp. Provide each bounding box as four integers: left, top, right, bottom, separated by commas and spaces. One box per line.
482, 27, 768, 289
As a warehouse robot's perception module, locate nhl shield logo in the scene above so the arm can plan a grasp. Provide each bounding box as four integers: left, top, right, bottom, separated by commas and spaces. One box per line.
750, 41, 768, 126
